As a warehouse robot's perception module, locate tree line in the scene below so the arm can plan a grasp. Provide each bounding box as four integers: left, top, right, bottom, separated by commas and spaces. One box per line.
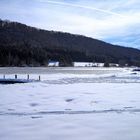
0, 19, 140, 67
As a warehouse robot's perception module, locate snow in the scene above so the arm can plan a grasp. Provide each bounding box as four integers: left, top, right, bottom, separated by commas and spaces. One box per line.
0, 67, 140, 140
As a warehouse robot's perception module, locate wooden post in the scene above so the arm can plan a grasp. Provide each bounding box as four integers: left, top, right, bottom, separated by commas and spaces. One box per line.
39, 75, 41, 81
27, 74, 29, 80
15, 74, 17, 79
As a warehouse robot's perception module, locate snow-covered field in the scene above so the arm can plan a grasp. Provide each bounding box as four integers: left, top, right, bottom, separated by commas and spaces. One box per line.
0, 67, 140, 140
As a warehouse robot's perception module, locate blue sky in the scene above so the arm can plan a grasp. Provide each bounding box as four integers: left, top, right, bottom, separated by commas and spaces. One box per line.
0, 0, 140, 49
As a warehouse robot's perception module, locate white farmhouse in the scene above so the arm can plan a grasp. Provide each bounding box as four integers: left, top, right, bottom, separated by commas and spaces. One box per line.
48, 61, 59, 67
73, 62, 104, 67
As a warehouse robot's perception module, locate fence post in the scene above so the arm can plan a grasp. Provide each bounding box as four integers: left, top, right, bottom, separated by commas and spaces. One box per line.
39, 75, 41, 81
27, 74, 29, 80
15, 74, 17, 79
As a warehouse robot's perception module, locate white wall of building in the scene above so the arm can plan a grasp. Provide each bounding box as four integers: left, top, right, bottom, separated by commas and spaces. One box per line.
48, 62, 59, 67
73, 62, 104, 67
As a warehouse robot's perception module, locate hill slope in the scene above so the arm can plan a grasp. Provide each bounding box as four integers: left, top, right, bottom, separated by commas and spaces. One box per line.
0, 19, 140, 66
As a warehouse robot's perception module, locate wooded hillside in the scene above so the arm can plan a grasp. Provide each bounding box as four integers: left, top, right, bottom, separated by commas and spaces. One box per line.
0, 19, 140, 66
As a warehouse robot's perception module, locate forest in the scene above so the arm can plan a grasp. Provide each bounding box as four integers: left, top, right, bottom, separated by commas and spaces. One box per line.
0, 19, 140, 66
